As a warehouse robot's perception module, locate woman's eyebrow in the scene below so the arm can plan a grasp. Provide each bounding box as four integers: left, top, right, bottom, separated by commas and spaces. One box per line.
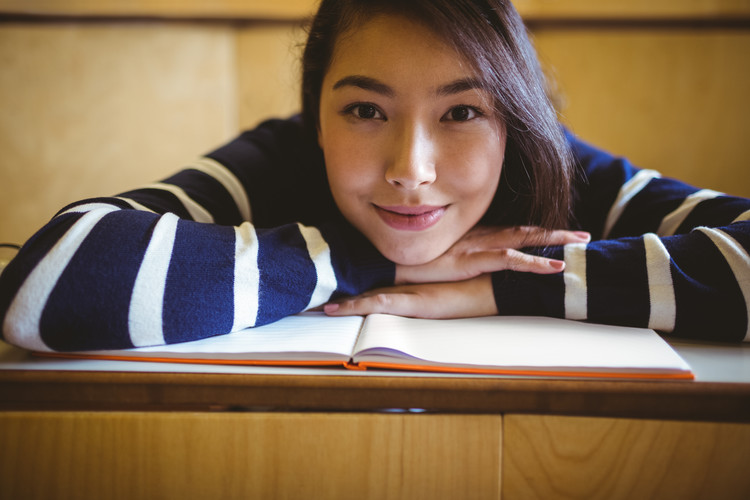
331, 75, 483, 98
332, 75, 395, 97
437, 78, 483, 97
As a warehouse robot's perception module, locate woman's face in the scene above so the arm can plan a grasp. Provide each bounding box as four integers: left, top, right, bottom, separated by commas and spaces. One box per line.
318, 13, 506, 265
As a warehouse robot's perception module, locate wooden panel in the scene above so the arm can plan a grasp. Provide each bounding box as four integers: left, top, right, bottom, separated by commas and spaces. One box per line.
0, 23, 238, 244
3, 368, 750, 421
534, 28, 750, 197
237, 23, 305, 130
0, 0, 318, 20
0, 411, 502, 500
515, 0, 750, 19
1, 0, 748, 20
504, 414, 750, 500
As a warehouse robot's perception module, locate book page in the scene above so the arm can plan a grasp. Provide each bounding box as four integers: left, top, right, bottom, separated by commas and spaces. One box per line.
84, 313, 365, 362
353, 315, 692, 375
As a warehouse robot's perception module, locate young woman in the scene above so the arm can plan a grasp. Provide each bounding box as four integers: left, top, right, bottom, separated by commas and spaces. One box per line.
2, 0, 749, 352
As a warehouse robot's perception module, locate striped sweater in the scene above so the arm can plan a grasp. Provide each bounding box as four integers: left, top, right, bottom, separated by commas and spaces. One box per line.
1, 116, 749, 351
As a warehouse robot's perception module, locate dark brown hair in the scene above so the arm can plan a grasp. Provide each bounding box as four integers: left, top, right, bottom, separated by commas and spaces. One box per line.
302, 0, 573, 230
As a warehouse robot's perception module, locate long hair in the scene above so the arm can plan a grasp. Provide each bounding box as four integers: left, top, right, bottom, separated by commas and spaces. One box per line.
301, 0, 574, 230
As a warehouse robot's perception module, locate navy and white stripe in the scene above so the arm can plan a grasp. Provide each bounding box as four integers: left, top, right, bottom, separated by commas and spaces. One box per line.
494, 134, 750, 342
232, 222, 261, 331
127, 212, 179, 347
2, 165, 349, 351
657, 189, 723, 237
642, 233, 676, 332
187, 157, 252, 222
1, 116, 748, 350
697, 227, 750, 341
0, 120, 394, 351
563, 242, 587, 321
3, 206, 119, 351
602, 169, 661, 239
554, 138, 750, 341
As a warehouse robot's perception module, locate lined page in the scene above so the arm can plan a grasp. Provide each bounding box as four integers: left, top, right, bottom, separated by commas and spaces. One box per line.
87, 313, 365, 361
353, 315, 691, 374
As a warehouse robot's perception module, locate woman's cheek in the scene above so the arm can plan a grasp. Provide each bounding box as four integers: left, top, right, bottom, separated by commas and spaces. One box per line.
446, 152, 501, 201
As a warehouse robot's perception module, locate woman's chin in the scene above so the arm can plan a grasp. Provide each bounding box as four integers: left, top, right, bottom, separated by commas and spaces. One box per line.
378, 243, 446, 266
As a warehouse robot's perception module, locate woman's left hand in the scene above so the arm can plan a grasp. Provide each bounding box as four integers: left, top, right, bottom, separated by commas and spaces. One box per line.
394, 225, 587, 285
323, 274, 497, 319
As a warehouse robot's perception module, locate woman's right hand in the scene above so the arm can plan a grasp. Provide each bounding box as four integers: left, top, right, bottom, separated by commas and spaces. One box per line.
395, 225, 590, 285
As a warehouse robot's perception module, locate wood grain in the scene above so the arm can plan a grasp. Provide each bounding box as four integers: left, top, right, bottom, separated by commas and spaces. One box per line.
534, 28, 750, 197
0, 0, 319, 20
515, 0, 750, 19
0, 411, 502, 500
1, 0, 748, 20
237, 23, 306, 130
0, 23, 238, 244
504, 414, 750, 500
2, 369, 750, 421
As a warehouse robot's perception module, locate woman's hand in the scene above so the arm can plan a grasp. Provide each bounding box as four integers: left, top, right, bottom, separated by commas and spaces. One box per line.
324, 275, 498, 319
323, 226, 588, 319
395, 225, 589, 284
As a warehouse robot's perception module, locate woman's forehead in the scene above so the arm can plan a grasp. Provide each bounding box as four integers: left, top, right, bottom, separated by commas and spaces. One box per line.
326, 13, 479, 91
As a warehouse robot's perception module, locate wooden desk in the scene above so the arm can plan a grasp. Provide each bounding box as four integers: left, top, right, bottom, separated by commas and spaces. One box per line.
1, 340, 749, 499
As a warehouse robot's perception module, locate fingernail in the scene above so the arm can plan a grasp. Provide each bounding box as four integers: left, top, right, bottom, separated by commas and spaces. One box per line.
573, 231, 591, 242
549, 260, 565, 271
323, 303, 340, 314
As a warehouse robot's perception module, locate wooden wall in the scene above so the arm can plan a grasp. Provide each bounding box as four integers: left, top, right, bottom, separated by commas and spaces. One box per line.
2, 411, 750, 499
1, 0, 748, 244
0, 23, 240, 246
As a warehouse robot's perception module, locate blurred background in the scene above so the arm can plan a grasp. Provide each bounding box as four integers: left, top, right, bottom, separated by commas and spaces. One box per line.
1, 0, 748, 245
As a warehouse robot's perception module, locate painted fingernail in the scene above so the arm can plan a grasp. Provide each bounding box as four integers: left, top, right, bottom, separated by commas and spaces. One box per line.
549, 260, 565, 271
323, 303, 340, 314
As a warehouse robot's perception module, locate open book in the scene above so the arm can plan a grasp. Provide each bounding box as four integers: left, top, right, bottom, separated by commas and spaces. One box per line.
41, 313, 694, 380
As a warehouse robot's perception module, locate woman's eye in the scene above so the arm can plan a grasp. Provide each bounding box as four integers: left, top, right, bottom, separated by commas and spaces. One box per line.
442, 105, 482, 122
344, 103, 385, 121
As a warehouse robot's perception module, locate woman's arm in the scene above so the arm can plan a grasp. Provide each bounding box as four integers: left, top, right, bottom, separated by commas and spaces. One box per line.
0, 117, 393, 352
546, 134, 749, 341
490, 137, 749, 341
328, 134, 750, 342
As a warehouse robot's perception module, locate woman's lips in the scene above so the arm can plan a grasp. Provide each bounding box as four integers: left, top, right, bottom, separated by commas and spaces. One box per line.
374, 204, 447, 231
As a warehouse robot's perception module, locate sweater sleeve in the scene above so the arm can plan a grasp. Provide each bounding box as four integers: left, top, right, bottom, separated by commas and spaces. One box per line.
492, 134, 750, 342
0, 117, 394, 352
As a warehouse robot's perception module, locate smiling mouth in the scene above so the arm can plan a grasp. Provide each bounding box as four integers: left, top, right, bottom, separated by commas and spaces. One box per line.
374, 204, 447, 231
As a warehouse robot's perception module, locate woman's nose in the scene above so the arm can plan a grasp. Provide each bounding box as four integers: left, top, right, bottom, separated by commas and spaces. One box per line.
385, 124, 437, 189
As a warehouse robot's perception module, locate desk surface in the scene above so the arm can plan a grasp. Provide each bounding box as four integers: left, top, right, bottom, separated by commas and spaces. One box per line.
1, 338, 749, 421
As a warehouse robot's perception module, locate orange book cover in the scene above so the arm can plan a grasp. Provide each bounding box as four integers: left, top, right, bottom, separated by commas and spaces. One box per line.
35, 313, 694, 380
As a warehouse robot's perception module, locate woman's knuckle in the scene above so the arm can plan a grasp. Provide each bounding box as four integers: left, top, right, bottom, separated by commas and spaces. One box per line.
510, 252, 529, 267
498, 248, 517, 260
374, 293, 391, 307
